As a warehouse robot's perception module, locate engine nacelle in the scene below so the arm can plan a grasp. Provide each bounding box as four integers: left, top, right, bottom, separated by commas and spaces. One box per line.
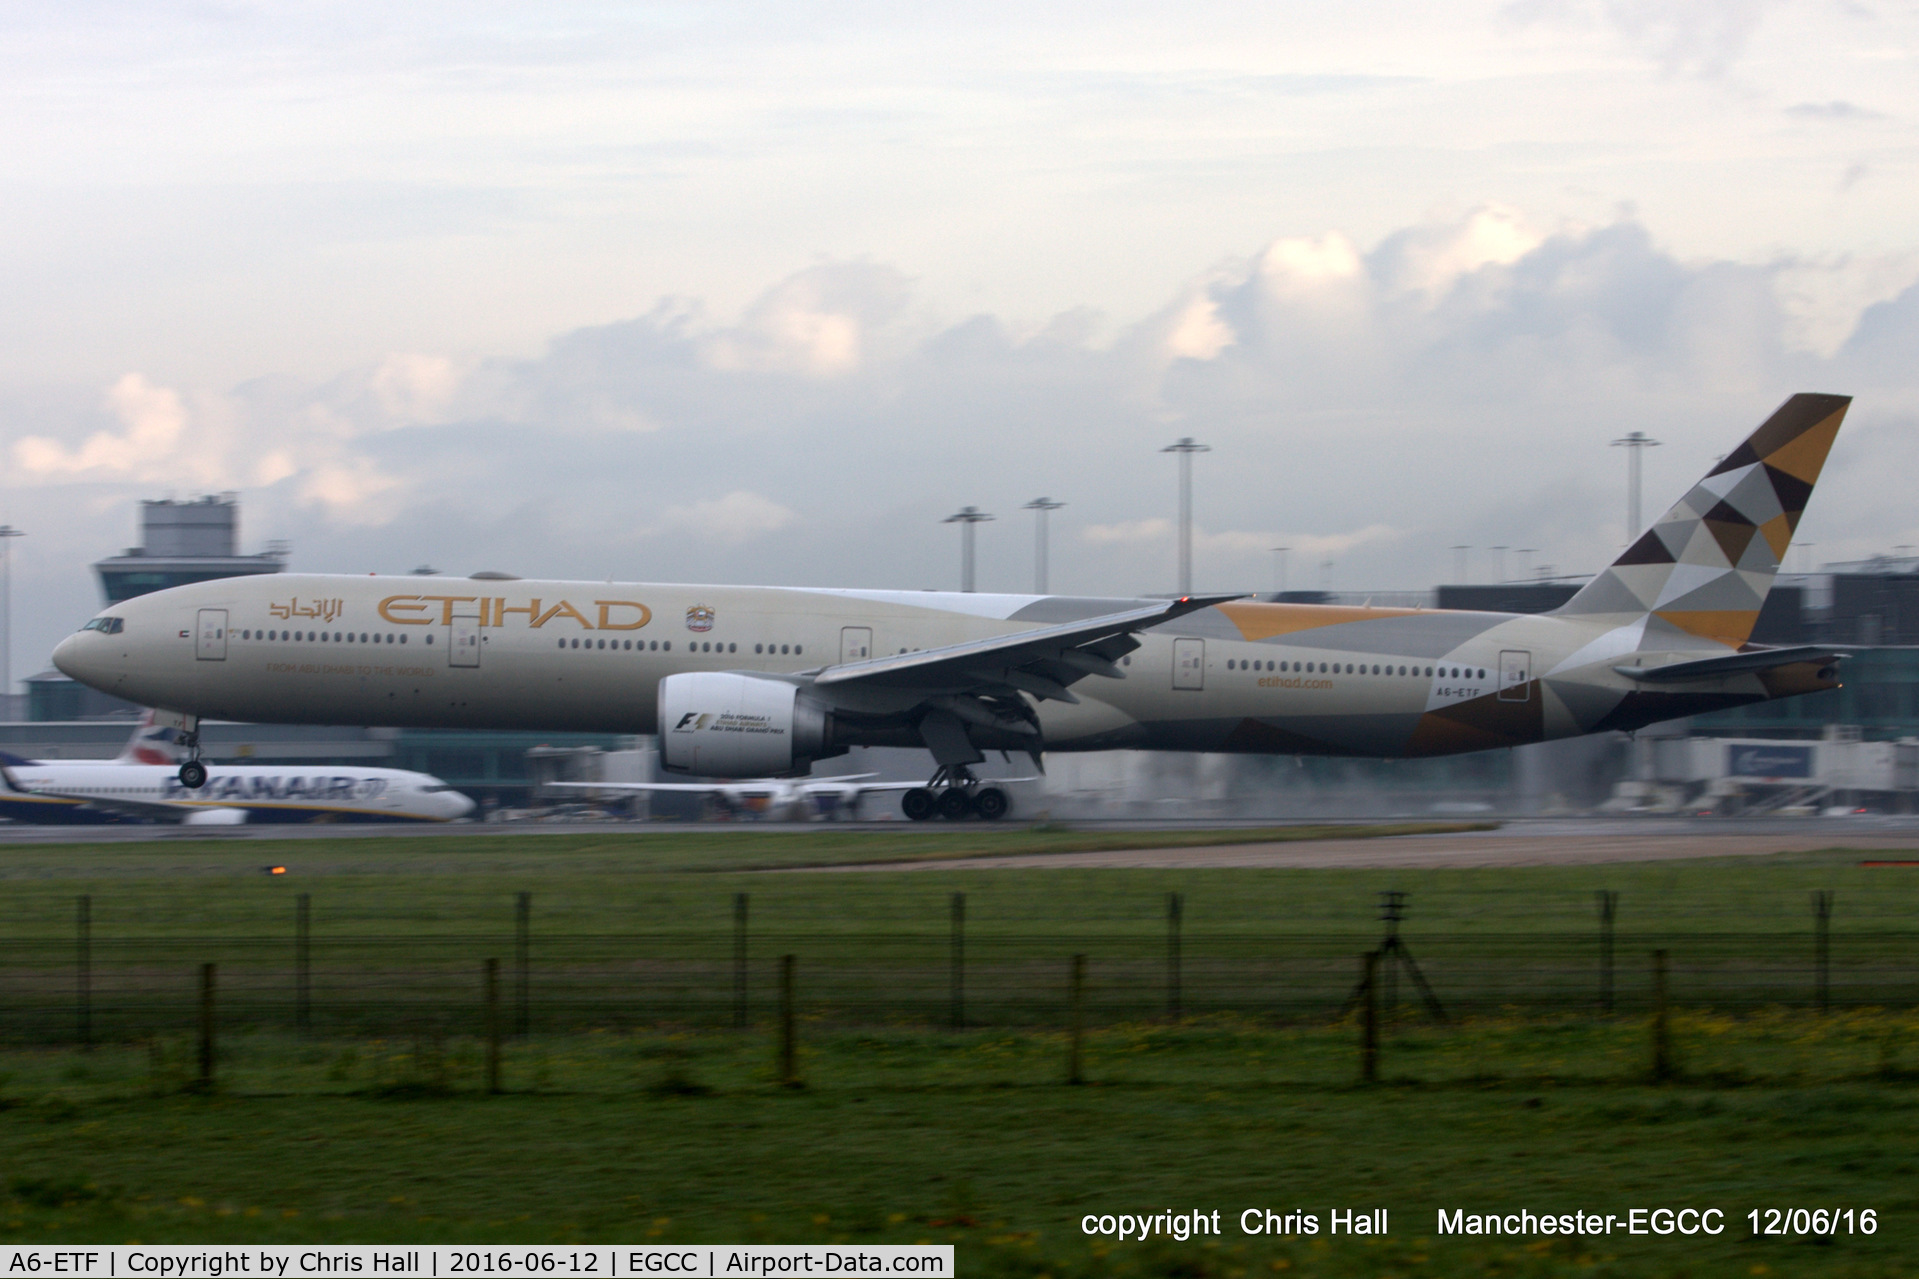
658, 672, 834, 777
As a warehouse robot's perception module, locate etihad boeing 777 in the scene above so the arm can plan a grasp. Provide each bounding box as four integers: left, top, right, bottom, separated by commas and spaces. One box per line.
53, 394, 1852, 820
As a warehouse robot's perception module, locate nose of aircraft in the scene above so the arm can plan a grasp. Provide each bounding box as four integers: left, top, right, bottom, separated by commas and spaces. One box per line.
443, 789, 478, 820
52, 632, 98, 686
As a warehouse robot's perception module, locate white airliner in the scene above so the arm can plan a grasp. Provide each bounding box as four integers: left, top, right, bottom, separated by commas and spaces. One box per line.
543, 772, 947, 821
51, 395, 1853, 821
0, 715, 475, 825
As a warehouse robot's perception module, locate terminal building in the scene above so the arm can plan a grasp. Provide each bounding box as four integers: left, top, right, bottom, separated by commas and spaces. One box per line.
92, 495, 287, 604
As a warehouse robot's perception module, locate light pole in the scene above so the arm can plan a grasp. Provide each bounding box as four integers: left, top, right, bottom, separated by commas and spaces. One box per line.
1023, 498, 1065, 594
1610, 430, 1662, 538
1160, 437, 1210, 595
0, 525, 22, 709
1516, 548, 1539, 581
1450, 545, 1470, 584
943, 506, 994, 593
1271, 547, 1290, 596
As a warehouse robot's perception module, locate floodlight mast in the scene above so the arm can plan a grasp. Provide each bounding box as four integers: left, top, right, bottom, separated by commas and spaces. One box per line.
1610, 430, 1662, 539
943, 506, 994, 593
0, 525, 23, 705
1160, 437, 1210, 595
1023, 498, 1065, 594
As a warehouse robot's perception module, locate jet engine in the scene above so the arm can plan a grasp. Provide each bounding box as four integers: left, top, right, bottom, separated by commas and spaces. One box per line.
658, 672, 838, 777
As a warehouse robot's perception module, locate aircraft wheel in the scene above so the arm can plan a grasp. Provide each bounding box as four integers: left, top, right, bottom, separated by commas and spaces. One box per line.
971, 787, 1009, 821
901, 788, 936, 821
178, 760, 208, 790
935, 788, 973, 821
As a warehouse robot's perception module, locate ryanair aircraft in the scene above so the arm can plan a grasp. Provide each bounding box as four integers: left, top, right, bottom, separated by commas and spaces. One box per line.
0, 714, 475, 824
53, 394, 1851, 821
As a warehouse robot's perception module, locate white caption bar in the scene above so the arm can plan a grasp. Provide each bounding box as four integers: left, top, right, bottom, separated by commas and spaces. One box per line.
0, 1248, 954, 1278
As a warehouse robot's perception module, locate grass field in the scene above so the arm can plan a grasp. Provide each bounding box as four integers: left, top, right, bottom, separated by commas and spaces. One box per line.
0, 826, 1916, 1275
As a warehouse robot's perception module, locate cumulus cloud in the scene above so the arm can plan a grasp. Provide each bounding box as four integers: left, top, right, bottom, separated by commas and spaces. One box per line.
701, 263, 915, 377
652, 490, 796, 545
16, 374, 194, 480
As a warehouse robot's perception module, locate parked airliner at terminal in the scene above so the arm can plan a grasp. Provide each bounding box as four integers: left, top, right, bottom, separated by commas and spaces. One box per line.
53, 395, 1852, 819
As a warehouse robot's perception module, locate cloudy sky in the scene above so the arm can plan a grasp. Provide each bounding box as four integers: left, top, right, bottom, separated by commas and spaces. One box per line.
3, 0, 1919, 685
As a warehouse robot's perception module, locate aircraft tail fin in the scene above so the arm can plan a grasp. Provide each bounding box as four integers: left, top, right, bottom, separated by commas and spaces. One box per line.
1554, 393, 1851, 648
117, 710, 186, 765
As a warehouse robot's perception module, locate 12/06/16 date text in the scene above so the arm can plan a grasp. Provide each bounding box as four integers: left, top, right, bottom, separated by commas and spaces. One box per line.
1749, 1209, 1877, 1236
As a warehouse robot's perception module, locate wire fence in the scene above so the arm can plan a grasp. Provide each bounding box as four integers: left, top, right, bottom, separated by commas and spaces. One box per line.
0, 891, 1907, 1045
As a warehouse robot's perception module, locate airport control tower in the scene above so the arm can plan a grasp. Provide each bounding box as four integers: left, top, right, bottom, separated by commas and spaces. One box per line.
91, 494, 286, 604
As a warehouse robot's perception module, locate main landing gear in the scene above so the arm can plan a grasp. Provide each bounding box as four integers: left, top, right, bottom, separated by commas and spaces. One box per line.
177, 728, 208, 790
902, 766, 1009, 822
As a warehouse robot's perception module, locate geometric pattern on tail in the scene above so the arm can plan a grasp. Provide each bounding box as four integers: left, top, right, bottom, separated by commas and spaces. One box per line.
1554, 393, 1851, 650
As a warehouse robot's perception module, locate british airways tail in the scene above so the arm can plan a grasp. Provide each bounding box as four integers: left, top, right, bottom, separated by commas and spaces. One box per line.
116, 711, 186, 765
1554, 393, 1851, 650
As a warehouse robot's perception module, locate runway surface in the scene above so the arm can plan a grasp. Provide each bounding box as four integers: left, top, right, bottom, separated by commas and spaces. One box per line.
803, 817, 1919, 871
2, 816, 1917, 872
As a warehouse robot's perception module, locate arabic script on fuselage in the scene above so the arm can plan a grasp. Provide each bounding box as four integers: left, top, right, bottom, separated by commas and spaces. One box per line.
270, 598, 345, 623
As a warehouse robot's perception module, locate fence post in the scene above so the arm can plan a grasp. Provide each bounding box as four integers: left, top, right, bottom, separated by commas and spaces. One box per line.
1597, 890, 1618, 1014
295, 892, 311, 1033
778, 954, 799, 1087
76, 895, 91, 1050
733, 892, 749, 1030
1651, 949, 1672, 1082
1167, 892, 1183, 1023
197, 963, 216, 1087
484, 958, 501, 1095
1067, 954, 1086, 1085
514, 891, 531, 1038
949, 892, 965, 1031
1813, 890, 1833, 1014
1360, 950, 1379, 1083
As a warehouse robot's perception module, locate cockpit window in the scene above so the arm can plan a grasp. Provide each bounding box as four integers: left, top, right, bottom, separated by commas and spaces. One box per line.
79, 617, 124, 635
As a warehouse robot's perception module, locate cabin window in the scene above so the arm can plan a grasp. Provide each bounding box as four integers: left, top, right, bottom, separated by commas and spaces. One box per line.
425, 635, 433, 645
755, 643, 763, 654
557, 639, 565, 649
728, 643, 737, 653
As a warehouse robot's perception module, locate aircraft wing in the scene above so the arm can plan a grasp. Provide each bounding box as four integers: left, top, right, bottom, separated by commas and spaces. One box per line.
813, 594, 1244, 702
1613, 646, 1846, 683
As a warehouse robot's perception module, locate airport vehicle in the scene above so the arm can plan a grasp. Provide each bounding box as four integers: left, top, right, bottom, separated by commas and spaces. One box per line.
0, 714, 475, 824
52, 394, 1851, 820
543, 772, 969, 821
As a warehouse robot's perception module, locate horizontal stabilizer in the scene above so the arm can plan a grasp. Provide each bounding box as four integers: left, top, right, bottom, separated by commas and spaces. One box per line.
1613, 646, 1844, 683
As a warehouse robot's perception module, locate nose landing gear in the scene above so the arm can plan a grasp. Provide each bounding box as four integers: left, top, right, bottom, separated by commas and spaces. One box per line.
902, 767, 1010, 822
177, 728, 208, 790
